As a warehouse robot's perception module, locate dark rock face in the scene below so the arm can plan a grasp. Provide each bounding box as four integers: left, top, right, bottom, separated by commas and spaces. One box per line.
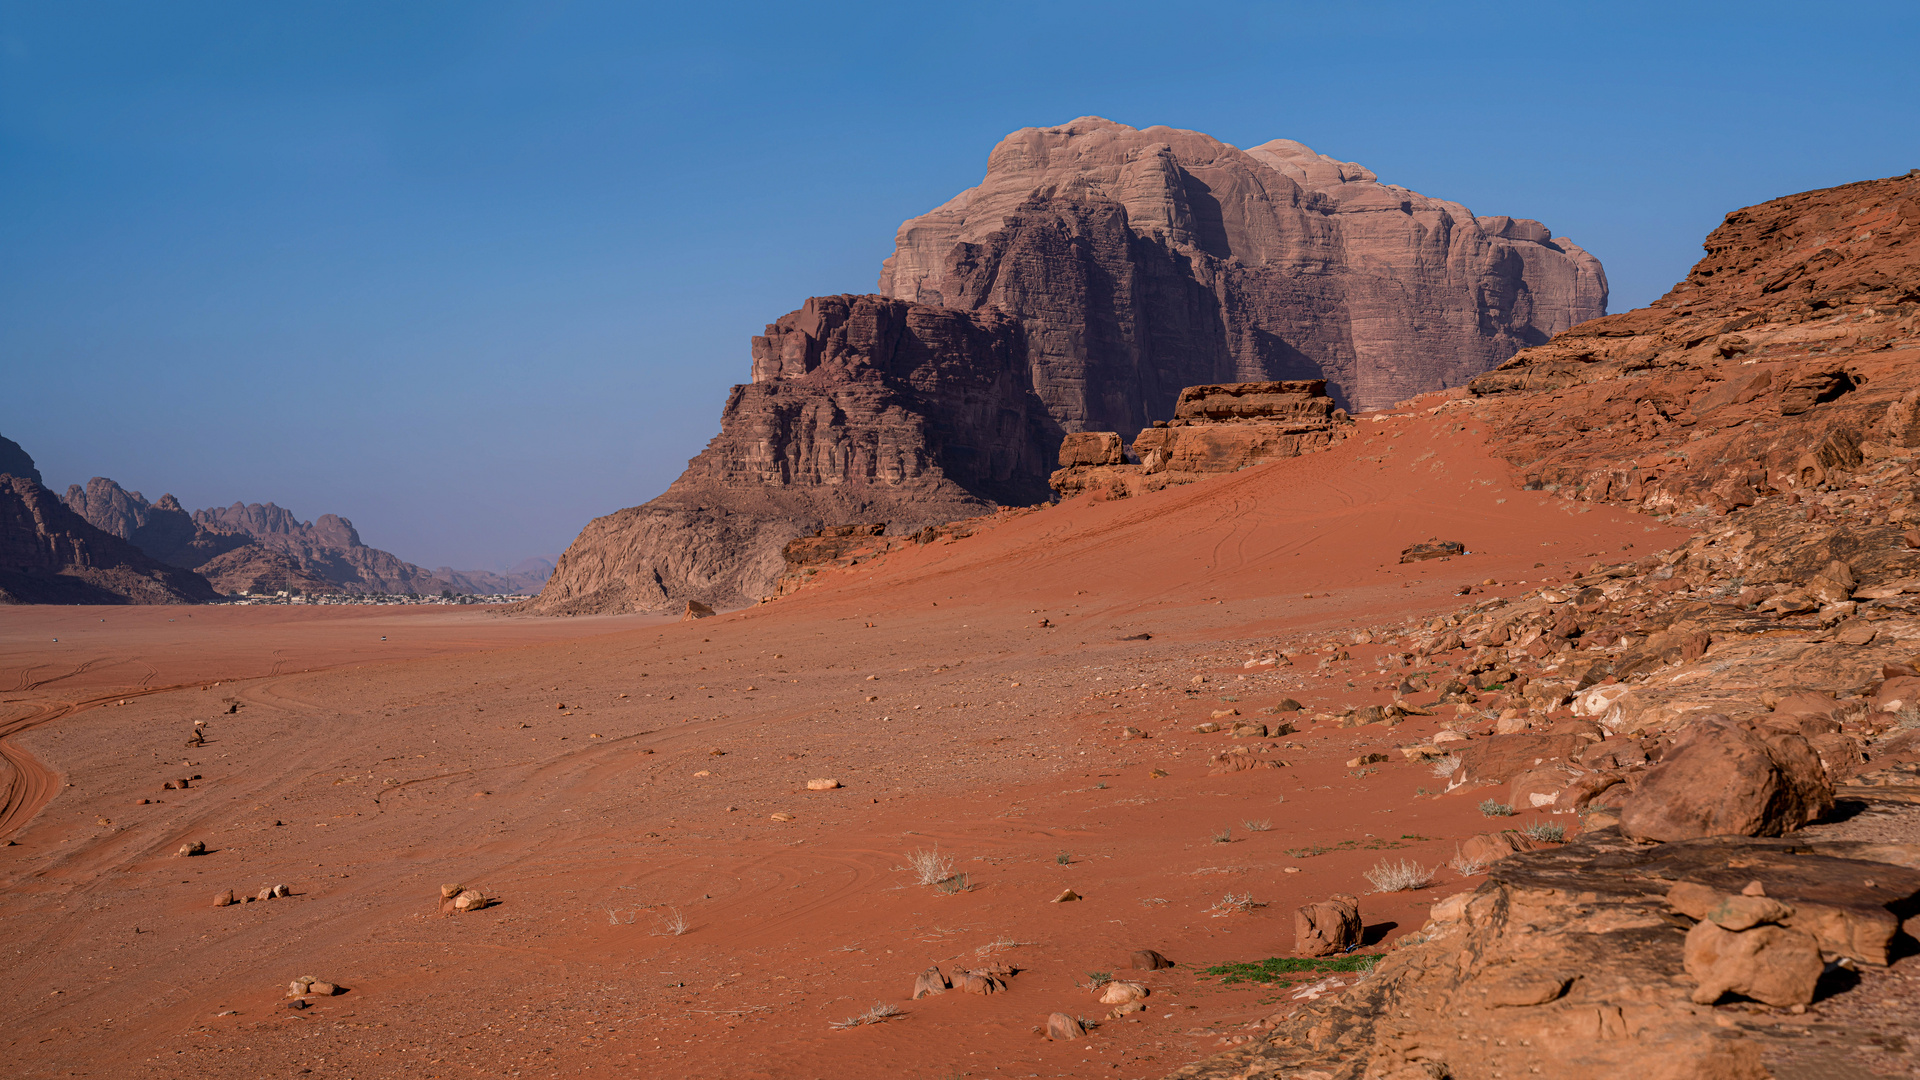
0, 476, 217, 604
0, 433, 43, 486
530, 295, 1056, 614
193, 502, 443, 595
882, 117, 1607, 426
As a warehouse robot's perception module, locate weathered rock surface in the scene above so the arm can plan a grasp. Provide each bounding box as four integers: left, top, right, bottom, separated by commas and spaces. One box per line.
1168, 831, 1920, 1080
884, 117, 1604, 422
1293, 893, 1362, 957
1050, 380, 1350, 499
528, 295, 1057, 613
0, 476, 219, 604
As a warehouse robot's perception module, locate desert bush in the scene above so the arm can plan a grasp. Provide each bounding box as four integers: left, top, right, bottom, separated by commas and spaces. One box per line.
830, 1002, 901, 1029
1211, 826, 1233, 844
1243, 818, 1273, 832
906, 846, 956, 885
1430, 754, 1461, 778
1363, 858, 1436, 893
1479, 799, 1516, 817
655, 907, 690, 936
1447, 847, 1491, 876
1523, 821, 1566, 842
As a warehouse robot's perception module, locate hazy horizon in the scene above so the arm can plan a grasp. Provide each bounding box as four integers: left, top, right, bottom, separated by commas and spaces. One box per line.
5, 1, 1916, 570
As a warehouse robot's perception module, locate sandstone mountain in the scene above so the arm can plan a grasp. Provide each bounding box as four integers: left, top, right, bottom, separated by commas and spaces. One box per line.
531, 119, 1605, 615
0, 433, 42, 486
0, 475, 218, 604
881, 117, 1607, 427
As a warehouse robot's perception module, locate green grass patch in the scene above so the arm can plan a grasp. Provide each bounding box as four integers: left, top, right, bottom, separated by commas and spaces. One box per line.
1200, 954, 1378, 987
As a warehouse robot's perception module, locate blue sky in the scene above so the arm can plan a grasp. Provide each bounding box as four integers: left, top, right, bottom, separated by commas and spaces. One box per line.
3, 1, 1915, 570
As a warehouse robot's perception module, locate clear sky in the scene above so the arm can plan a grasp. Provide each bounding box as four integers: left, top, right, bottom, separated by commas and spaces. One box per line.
3, 2, 1915, 571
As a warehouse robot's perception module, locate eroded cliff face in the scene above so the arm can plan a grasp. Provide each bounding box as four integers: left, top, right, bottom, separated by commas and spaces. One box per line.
0, 476, 218, 604
880, 117, 1607, 425
530, 295, 1055, 614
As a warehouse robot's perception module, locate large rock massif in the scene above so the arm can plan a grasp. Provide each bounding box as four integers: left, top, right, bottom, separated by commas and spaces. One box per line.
535, 118, 1602, 614
1166, 170, 1920, 1080
0, 473, 218, 605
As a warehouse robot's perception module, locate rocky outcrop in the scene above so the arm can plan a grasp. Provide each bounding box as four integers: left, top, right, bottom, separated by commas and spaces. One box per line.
1171, 830, 1920, 1080
528, 295, 1057, 614
193, 502, 453, 595
0, 476, 218, 604
1050, 379, 1350, 499
0, 433, 41, 486
1468, 168, 1920, 514
882, 117, 1606, 424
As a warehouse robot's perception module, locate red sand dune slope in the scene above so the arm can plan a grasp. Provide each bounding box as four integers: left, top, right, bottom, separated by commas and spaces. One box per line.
0, 404, 1684, 1080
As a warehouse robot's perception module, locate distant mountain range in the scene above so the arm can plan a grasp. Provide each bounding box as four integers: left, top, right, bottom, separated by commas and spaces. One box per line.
0, 433, 551, 602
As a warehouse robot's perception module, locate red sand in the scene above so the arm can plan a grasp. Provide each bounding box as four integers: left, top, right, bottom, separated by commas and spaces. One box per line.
0, 409, 1687, 1079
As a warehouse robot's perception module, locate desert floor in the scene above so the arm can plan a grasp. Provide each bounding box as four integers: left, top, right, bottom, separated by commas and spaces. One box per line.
0, 407, 1690, 1079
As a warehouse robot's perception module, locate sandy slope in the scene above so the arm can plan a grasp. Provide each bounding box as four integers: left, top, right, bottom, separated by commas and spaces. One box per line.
0, 403, 1687, 1080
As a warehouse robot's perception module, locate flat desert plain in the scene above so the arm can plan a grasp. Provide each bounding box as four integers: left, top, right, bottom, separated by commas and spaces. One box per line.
0, 409, 1689, 1079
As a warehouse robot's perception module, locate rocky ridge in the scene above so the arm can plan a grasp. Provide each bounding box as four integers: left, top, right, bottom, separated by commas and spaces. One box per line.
1161, 170, 1920, 1080
0, 475, 218, 604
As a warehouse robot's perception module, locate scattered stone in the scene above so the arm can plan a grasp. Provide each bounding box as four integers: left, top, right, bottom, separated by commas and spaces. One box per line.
1272, 698, 1303, 713
1400, 539, 1465, 563
1098, 980, 1148, 1004
272, 884, 290, 898
1189, 722, 1223, 733
1130, 949, 1172, 971
1345, 752, 1389, 768
1684, 920, 1822, 1006
1107, 1000, 1147, 1019
1210, 708, 1240, 719
1120, 726, 1150, 739
256, 886, 274, 902
212, 890, 235, 908
452, 889, 489, 912
806, 778, 841, 790
177, 841, 205, 857
769, 812, 796, 822
958, 971, 1006, 994
682, 600, 714, 620
1293, 893, 1362, 956
1046, 1012, 1084, 1040
1053, 888, 1081, 903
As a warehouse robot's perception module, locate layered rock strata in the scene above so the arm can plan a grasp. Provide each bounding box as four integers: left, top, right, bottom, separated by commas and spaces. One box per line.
0, 476, 218, 604
1050, 379, 1350, 499
883, 116, 1607, 425
529, 295, 1057, 614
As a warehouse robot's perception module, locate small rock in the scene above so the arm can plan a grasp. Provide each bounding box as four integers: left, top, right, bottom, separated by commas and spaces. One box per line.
453, 889, 489, 912
769, 812, 796, 822
1211, 708, 1240, 719
806, 778, 841, 790
1053, 888, 1081, 903
1098, 980, 1148, 1004
177, 841, 205, 857
1130, 949, 1172, 971
912, 966, 949, 999
1107, 1000, 1148, 1019
1345, 753, 1390, 768
213, 890, 235, 908
1705, 895, 1795, 932
256, 887, 274, 902
309, 981, 339, 996
958, 971, 1005, 994
1046, 1012, 1084, 1040
682, 600, 715, 620
441, 883, 465, 899
1294, 894, 1362, 957
272, 884, 290, 898
287, 977, 315, 997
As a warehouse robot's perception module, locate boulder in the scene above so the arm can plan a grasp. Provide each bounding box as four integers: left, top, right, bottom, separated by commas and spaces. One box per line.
1130, 949, 1172, 971
212, 890, 235, 908
1683, 921, 1823, 1007
911, 966, 948, 999
1620, 716, 1833, 841
1457, 831, 1539, 867
1045, 1012, 1083, 1040
1097, 981, 1148, 1004
1059, 432, 1125, 467
452, 889, 489, 912
1400, 540, 1465, 563
1293, 894, 1361, 957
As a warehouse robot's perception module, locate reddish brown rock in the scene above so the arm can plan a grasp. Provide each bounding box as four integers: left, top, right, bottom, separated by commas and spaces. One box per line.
882, 117, 1604, 421
1292, 893, 1361, 957
0, 476, 218, 605
1620, 716, 1834, 842
1683, 920, 1822, 1007
1130, 949, 1172, 971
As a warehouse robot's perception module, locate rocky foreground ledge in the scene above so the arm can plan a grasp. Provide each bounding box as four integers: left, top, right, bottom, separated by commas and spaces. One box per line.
1169, 814, 1920, 1080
